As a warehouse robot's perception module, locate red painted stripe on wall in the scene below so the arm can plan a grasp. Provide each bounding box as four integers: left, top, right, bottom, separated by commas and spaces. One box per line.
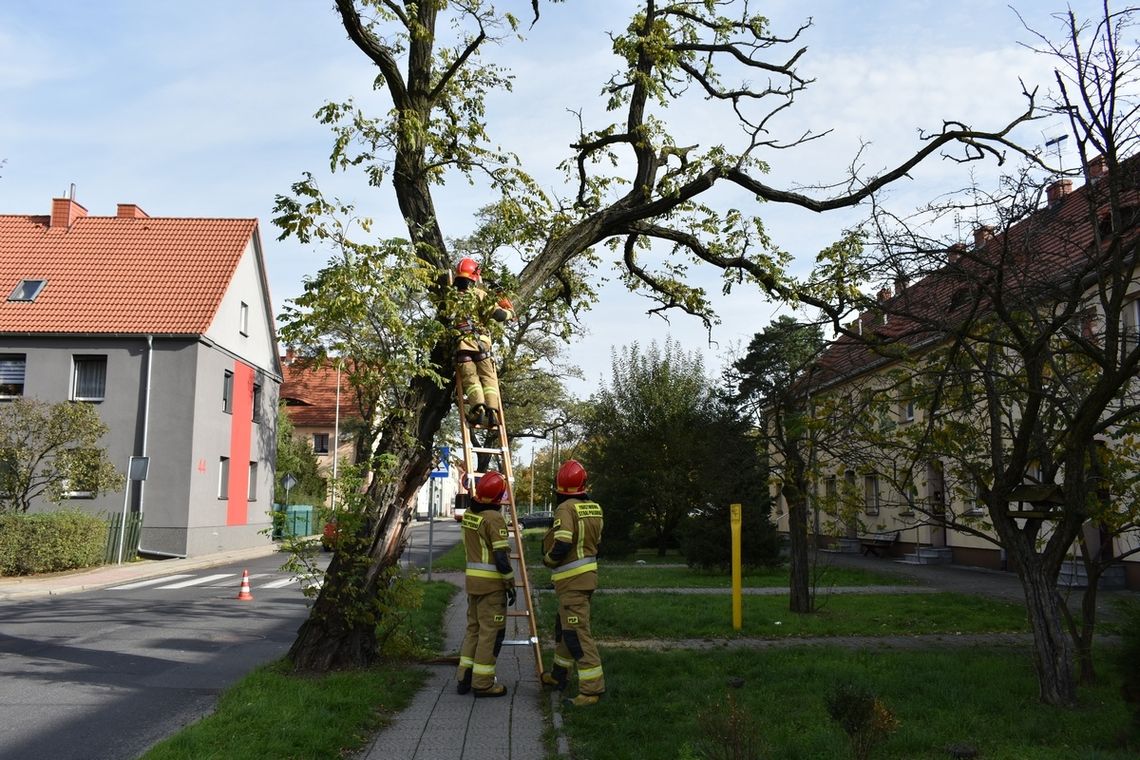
227, 361, 253, 525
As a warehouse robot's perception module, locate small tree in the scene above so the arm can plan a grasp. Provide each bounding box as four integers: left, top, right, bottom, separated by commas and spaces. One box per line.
274, 403, 327, 506
0, 398, 123, 514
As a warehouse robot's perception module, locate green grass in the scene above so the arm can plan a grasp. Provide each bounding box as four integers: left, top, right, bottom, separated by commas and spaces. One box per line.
558, 647, 1135, 759
539, 592, 1029, 639
141, 578, 458, 760
430, 534, 910, 590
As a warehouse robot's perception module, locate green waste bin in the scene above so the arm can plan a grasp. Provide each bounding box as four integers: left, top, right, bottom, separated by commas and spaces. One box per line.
284, 505, 314, 537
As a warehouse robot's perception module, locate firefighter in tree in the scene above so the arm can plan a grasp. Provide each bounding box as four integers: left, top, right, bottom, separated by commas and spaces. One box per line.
540, 459, 606, 706
456, 471, 517, 698
453, 257, 514, 429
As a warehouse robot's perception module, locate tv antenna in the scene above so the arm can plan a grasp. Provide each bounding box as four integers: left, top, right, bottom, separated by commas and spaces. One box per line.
1044, 134, 1068, 172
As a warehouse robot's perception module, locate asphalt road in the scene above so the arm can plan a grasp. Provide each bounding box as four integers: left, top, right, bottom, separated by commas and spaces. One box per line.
0, 521, 461, 760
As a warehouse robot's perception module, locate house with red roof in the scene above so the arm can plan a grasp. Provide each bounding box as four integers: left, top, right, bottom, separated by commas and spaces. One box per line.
0, 195, 281, 557
774, 155, 1140, 588
279, 354, 360, 491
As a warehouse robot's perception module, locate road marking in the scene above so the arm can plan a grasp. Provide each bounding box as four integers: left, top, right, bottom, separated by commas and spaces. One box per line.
260, 576, 302, 589
157, 573, 235, 589
108, 574, 194, 590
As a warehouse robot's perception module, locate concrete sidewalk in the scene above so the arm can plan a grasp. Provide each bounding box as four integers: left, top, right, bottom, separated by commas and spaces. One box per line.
0, 541, 283, 601
358, 572, 548, 760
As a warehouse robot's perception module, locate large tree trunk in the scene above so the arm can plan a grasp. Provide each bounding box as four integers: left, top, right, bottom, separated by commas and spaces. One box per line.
786, 491, 813, 613
288, 365, 454, 671
1008, 541, 1078, 706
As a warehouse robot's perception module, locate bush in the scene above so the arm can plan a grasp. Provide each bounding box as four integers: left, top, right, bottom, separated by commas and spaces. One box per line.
825, 682, 899, 760
1116, 600, 1140, 740
0, 510, 107, 575
681, 505, 782, 570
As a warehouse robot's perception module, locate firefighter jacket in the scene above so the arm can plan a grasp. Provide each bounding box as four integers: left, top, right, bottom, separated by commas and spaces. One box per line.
462, 504, 514, 595
542, 496, 604, 593
455, 283, 514, 355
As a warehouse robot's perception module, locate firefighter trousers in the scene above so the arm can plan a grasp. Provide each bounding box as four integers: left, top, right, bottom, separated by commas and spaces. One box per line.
457, 590, 507, 691
457, 352, 500, 414
552, 589, 605, 696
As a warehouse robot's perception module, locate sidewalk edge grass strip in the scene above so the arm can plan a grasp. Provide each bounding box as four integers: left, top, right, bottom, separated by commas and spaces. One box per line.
141, 660, 429, 760
141, 578, 458, 760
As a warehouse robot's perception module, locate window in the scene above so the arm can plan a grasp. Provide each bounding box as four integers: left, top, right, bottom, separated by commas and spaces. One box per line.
899, 381, 915, 423
248, 462, 258, 501
60, 448, 100, 498
0, 355, 25, 398
901, 483, 918, 516
313, 433, 330, 455
252, 383, 262, 422
863, 474, 880, 516
825, 476, 838, 505
8, 279, 45, 301
218, 457, 230, 499
239, 301, 249, 336
1124, 299, 1140, 351
223, 371, 234, 413
967, 482, 987, 516
72, 355, 107, 401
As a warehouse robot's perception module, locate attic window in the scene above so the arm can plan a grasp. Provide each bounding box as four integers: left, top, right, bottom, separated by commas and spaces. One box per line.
8, 279, 46, 301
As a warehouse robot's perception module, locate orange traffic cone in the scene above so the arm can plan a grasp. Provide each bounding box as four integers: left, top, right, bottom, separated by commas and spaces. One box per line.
236, 569, 254, 601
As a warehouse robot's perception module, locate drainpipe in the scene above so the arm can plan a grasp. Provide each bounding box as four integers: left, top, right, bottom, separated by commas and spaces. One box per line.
136, 335, 186, 559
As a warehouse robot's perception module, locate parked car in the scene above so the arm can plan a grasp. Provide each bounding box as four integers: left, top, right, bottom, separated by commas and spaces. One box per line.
519, 510, 554, 530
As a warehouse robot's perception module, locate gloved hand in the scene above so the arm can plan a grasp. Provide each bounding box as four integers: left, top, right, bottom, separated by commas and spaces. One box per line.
542, 553, 557, 569
506, 586, 517, 606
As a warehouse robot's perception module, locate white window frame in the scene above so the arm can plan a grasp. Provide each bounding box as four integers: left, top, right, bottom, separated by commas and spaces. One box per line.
863, 474, 881, 516
71, 355, 107, 402
248, 461, 258, 501
219, 457, 230, 499
313, 432, 330, 455
8, 279, 45, 301
252, 382, 262, 422
239, 301, 249, 336
0, 354, 26, 398
223, 371, 234, 414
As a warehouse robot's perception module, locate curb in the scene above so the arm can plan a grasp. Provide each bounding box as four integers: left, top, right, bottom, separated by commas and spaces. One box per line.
0, 541, 286, 601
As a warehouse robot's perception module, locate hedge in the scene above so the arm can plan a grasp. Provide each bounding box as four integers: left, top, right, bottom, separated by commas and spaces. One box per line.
0, 511, 107, 576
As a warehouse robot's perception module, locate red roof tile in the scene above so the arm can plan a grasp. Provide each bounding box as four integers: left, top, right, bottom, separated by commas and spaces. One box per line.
809, 161, 1139, 389
0, 208, 258, 334
281, 361, 361, 427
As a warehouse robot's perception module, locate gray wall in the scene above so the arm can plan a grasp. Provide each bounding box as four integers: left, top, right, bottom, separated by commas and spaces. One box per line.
2, 335, 279, 557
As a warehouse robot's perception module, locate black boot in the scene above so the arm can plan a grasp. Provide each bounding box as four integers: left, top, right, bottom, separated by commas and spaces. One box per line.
456, 670, 472, 695
466, 404, 487, 428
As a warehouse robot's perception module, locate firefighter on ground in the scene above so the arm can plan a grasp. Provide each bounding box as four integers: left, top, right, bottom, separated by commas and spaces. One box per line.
541, 459, 606, 707
456, 470, 517, 698
453, 256, 514, 429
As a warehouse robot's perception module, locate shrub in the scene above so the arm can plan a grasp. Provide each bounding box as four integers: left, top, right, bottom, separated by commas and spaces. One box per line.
690, 691, 768, 760
0, 511, 107, 575
681, 504, 782, 570
825, 682, 899, 760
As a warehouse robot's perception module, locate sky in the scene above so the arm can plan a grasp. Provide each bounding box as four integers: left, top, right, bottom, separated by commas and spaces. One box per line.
0, 0, 1109, 400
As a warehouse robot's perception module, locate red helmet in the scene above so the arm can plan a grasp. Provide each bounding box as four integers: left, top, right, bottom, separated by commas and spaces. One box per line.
455, 257, 481, 282
556, 460, 588, 495
474, 471, 507, 504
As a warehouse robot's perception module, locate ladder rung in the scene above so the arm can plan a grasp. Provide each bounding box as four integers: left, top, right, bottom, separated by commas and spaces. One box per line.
502, 637, 538, 646
471, 446, 506, 455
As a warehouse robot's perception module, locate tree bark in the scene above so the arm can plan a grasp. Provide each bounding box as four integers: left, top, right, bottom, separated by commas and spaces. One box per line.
288, 364, 454, 670
1007, 540, 1078, 706
786, 491, 813, 613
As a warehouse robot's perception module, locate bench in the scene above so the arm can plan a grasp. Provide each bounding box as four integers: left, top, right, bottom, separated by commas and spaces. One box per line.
858, 531, 900, 557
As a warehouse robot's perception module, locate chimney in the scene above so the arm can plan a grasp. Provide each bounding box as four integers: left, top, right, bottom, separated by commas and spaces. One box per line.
50, 196, 88, 229
1087, 154, 1108, 180
973, 225, 995, 248
116, 203, 149, 219
1046, 180, 1072, 206
948, 242, 967, 264
877, 287, 892, 302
